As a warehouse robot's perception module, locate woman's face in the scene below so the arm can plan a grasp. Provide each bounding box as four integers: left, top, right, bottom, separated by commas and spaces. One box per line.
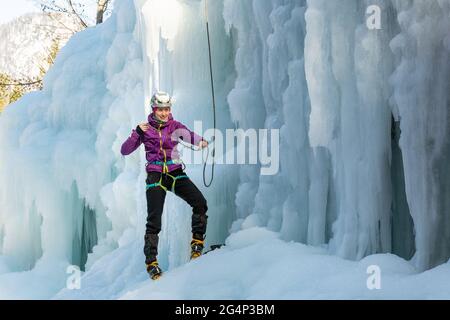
154, 107, 171, 122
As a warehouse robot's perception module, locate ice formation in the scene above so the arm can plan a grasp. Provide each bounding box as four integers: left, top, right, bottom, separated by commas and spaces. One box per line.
0, 0, 449, 298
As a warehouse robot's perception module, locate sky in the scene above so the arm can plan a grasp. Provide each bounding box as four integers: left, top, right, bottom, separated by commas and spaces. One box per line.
0, 0, 40, 25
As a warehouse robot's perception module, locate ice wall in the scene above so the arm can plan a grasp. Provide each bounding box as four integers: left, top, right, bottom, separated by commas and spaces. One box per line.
0, 0, 238, 282
0, 0, 144, 274
390, 0, 450, 270
223, 0, 450, 271
222, 0, 315, 244
0, 0, 449, 290
304, 0, 397, 260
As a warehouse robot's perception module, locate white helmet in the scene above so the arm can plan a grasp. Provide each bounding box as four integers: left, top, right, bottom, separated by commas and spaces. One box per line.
151, 91, 173, 108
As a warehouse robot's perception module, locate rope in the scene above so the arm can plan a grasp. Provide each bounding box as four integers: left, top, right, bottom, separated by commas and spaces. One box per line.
172, 0, 216, 188
203, 0, 216, 188
177, 138, 215, 185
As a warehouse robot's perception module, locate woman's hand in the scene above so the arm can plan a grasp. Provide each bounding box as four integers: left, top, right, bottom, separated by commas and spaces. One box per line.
136, 123, 150, 136
138, 123, 151, 132
198, 140, 209, 149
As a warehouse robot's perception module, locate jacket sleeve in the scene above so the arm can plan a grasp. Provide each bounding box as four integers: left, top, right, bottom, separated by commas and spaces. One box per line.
121, 129, 143, 156
174, 121, 204, 146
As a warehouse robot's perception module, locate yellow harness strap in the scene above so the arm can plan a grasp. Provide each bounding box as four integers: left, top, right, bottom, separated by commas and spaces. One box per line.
145, 124, 188, 192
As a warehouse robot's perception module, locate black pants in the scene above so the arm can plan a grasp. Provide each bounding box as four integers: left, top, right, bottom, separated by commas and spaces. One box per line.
144, 168, 208, 264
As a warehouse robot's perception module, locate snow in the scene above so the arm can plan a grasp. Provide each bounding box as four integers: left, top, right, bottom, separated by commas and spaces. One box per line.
0, 0, 450, 299
0, 257, 69, 299
59, 228, 450, 300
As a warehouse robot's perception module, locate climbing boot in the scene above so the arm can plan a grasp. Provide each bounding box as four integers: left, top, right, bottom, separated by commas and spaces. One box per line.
190, 237, 205, 260
146, 260, 163, 280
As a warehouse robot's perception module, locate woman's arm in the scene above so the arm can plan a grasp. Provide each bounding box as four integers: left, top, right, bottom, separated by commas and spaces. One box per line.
120, 125, 147, 155
174, 121, 204, 146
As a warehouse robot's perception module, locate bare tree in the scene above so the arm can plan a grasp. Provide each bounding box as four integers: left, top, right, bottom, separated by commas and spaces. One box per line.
0, 40, 61, 109
0, 1, 114, 110
96, 0, 110, 24
34, 0, 113, 28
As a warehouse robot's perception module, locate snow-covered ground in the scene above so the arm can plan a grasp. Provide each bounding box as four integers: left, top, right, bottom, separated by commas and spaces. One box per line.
0, 0, 449, 299
2, 227, 450, 299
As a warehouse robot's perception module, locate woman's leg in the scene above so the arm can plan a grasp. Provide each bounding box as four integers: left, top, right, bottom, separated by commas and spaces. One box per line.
144, 172, 167, 265
172, 172, 208, 239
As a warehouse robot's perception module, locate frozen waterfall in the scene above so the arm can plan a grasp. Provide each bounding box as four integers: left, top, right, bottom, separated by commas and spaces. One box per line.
0, 0, 449, 299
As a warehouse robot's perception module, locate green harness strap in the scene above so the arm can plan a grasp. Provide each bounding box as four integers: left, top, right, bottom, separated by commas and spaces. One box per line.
150, 159, 183, 166
147, 122, 188, 192
146, 173, 189, 193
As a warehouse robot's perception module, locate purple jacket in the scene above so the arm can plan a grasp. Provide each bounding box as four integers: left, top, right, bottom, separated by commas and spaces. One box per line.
121, 113, 204, 173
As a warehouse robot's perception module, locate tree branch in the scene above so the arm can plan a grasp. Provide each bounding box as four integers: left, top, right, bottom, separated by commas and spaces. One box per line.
68, 0, 89, 28
43, 12, 82, 34
0, 80, 42, 87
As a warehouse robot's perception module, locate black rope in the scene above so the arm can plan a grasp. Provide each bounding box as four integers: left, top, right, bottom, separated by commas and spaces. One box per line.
203, 0, 216, 188
176, 1, 216, 188
177, 137, 215, 187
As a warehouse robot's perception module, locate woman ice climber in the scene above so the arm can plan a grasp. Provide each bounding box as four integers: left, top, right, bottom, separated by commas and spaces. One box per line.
120, 91, 209, 280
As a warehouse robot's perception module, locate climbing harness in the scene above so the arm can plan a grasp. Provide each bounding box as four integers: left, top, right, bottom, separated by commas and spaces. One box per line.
146, 172, 189, 193
146, 123, 189, 193
150, 159, 184, 166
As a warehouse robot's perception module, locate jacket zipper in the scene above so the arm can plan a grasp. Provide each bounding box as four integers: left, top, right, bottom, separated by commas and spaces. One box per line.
158, 124, 168, 173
